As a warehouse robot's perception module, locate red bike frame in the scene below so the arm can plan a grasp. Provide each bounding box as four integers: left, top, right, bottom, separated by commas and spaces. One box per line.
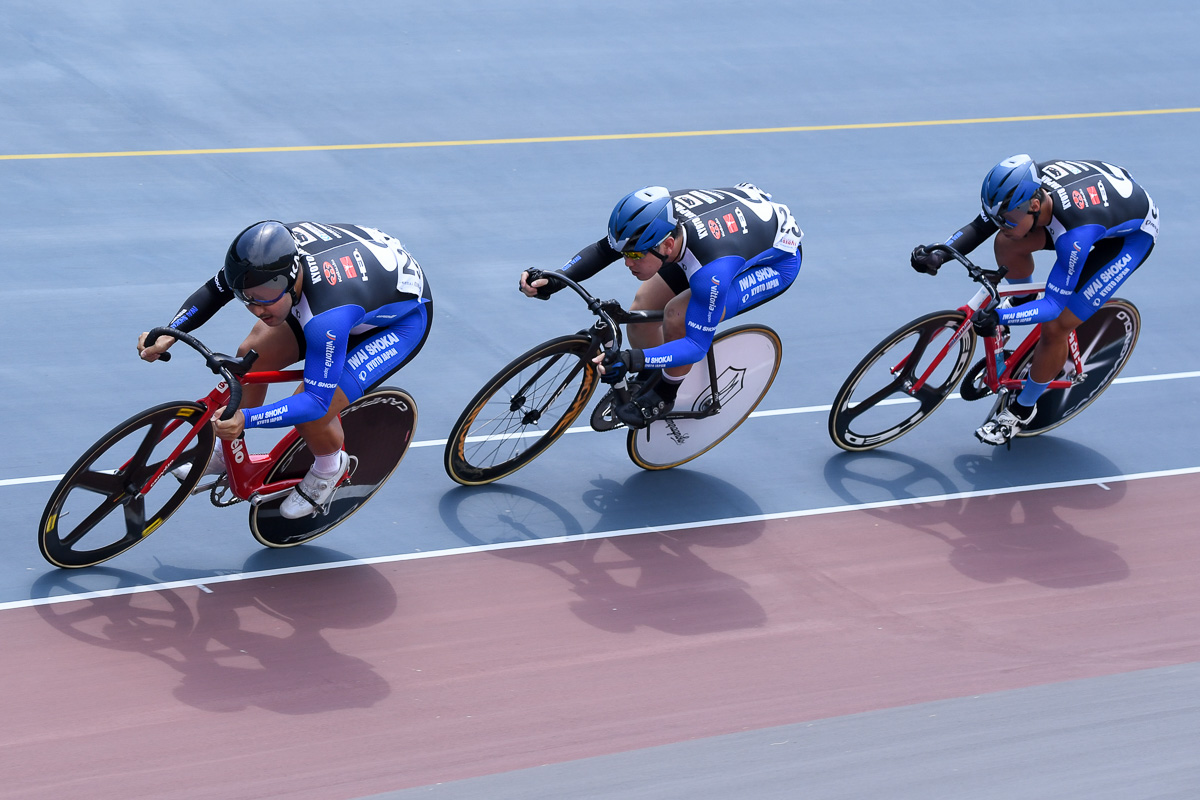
904, 280, 1084, 396
136, 369, 311, 507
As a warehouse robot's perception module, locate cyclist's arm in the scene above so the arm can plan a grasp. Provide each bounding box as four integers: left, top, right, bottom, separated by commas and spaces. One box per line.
167, 274, 235, 332
997, 224, 1105, 326
941, 215, 999, 255
241, 306, 360, 430
638, 258, 738, 370
560, 238, 622, 282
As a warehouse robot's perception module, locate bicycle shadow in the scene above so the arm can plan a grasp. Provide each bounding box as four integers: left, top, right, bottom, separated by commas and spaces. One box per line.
438, 470, 767, 635
822, 438, 1130, 588
29, 547, 396, 714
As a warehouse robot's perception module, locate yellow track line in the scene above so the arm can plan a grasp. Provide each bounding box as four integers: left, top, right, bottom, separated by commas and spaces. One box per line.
3, 107, 1198, 161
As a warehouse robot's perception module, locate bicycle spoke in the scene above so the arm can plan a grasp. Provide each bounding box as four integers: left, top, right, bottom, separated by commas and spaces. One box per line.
72, 468, 126, 497
122, 495, 147, 542
60, 494, 128, 548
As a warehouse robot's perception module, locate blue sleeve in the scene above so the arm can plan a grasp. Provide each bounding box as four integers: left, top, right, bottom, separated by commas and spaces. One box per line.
242, 306, 363, 429
997, 224, 1104, 327
639, 257, 740, 370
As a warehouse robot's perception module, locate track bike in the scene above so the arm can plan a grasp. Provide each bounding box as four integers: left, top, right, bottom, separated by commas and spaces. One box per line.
444, 271, 783, 485
39, 327, 417, 568
829, 244, 1140, 451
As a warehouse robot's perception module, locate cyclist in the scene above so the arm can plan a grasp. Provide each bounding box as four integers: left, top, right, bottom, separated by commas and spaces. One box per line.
138, 220, 432, 518
911, 155, 1158, 445
519, 184, 802, 427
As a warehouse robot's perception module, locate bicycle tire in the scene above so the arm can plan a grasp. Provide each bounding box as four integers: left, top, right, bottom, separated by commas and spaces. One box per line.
444, 335, 599, 486
627, 324, 782, 470
1000, 299, 1140, 437
39, 401, 214, 568
250, 387, 417, 548
829, 310, 976, 452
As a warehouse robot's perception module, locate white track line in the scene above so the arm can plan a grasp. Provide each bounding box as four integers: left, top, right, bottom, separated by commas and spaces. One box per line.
7, 369, 1197, 487
6, 464, 1200, 613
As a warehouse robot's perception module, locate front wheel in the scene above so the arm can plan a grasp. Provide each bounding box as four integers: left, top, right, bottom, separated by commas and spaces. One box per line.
628, 324, 782, 470
250, 388, 417, 547
444, 335, 600, 486
829, 311, 976, 452
39, 402, 214, 568
1005, 299, 1140, 437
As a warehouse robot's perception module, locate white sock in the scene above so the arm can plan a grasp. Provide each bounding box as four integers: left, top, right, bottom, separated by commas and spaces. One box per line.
312, 451, 343, 476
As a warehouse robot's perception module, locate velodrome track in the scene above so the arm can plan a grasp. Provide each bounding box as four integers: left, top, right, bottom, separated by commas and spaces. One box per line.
2, 2, 1200, 797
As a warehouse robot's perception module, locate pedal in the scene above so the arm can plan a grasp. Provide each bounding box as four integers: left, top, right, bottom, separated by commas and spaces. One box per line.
589, 390, 625, 432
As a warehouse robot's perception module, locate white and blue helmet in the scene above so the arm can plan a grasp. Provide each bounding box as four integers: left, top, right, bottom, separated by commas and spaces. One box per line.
607, 186, 677, 252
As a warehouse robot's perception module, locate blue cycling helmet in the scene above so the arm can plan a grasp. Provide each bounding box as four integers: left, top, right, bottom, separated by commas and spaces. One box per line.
223, 220, 300, 304
607, 186, 677, 252
980, 154, 1043, 226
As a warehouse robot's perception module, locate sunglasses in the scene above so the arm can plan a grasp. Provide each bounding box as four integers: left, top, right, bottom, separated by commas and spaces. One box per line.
234, 274, 292, 306
622, 248, 662, 261
992, 203, 1034, 230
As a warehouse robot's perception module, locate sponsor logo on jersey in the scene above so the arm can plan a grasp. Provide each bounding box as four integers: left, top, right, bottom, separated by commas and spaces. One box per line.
707, 219, 722, 239
353, 248, 368, 280
734, 208, 748, 233
708, 277, 721, 313
1087, 186, 1101, 206
1083, 253, 1134, 302
323, 330, 337, 377
1072, 190, 1087, 209
341, 255, 358, 279
1068, 241, 1082, 276
723, 213, 739, 234
306, 255, 321, 284
323, 261, 339, 285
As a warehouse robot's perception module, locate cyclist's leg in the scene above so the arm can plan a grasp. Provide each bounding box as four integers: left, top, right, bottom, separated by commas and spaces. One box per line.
236, 317, 303, 408
1029, 234, 1153, 389
723, 245, 802, 319
281, 298, 431, 518
337, 295, 433, 401
628, 266, 684, 350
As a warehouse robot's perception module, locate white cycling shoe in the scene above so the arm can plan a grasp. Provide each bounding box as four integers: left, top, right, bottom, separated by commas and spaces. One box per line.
280, 451, 350, 519
975, 403, 1035, 446
171, 446, 226, 482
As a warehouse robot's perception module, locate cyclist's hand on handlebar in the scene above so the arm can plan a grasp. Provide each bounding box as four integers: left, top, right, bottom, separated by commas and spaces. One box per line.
594, 348, 643, 385
910, 244, 948, 275
137, 330, 176, 362
519, 269, 561, 300
211, 407, 246, 441
971, 306, 1000, 338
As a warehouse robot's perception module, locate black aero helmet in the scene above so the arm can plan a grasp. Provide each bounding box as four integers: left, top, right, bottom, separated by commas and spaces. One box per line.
223, 220, 300, 304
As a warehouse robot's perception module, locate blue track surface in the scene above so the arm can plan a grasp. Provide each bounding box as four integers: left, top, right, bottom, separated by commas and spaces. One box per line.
3, 2, 1200, 795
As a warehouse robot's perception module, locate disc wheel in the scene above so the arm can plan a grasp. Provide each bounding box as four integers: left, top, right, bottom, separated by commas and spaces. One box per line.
250, 388, 417, 547
627, 324, 782, 470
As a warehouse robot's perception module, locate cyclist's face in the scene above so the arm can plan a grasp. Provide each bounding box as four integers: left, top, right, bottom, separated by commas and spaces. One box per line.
997, 195, 1043, 240
245, 290, 292, 326
623, 236, 675, 280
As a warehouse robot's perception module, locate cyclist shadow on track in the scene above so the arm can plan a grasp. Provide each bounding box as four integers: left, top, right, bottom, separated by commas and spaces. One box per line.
30, 547, 395, 714
823, 438, 1130, 589
438, 469, 767, 636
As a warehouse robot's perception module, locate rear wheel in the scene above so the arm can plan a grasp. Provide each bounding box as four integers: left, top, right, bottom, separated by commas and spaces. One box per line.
628, 324, 782, 470
250, 388, 417, 547
444, 335, 599, 486
829, 311, 976, 451
39, 402, 213, 568
1005, 299, 1140, 437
